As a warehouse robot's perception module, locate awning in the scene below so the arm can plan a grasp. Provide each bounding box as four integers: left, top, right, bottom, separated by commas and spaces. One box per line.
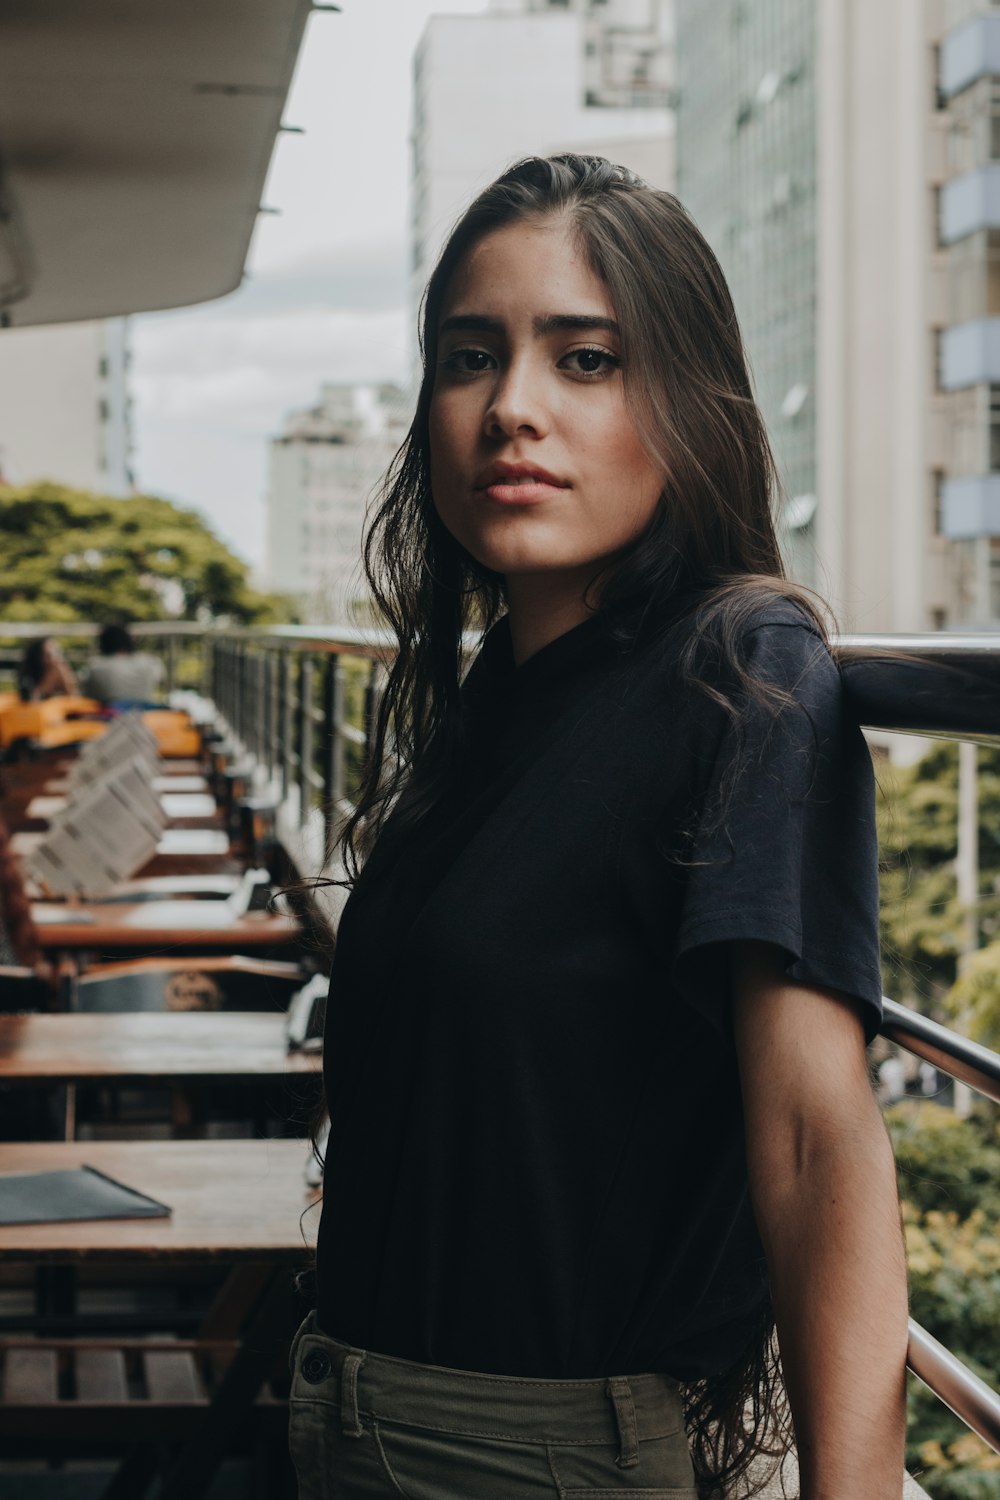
0, 0, 316, 326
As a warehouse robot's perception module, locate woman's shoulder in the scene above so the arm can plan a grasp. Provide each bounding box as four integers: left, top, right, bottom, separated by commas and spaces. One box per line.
632, 588, 828, 677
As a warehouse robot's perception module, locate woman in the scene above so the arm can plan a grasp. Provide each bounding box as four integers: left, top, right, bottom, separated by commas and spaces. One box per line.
290, 156, 908, 1500
18, 637, 77, 701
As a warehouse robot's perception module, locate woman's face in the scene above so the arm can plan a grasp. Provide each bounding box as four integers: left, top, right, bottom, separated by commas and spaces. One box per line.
428, 217, 665, 595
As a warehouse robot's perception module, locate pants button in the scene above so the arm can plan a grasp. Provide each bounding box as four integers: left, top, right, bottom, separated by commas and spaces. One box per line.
302, 1349, 332, 1385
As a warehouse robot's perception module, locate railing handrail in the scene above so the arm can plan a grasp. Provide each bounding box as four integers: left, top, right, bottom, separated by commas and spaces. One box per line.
7, 620, 1000, 648
0, 621, 210, 639
907, 1318, 1000, 1454
880, 996, 1000, 1105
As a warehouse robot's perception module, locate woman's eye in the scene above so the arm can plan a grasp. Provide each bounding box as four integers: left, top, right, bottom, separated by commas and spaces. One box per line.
561, 346, 621, 378
441, 348, 495, 375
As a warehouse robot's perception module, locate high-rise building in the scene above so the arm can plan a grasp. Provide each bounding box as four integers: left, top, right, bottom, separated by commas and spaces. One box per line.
266, 383, 409, 622
411, 0, 674, 345
934, 0, 1000, 625
0, 318, 132, 495
676, 0, 1000, 633
676, 0, 819, 590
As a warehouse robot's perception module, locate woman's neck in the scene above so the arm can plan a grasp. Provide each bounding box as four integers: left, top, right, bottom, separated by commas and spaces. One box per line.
504, 572, 599, 667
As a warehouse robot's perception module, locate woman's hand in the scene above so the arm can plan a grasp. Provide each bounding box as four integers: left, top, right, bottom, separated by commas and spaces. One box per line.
731, 940, 909, 1500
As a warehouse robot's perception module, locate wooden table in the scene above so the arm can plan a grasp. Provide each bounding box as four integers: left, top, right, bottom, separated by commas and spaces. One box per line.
31, 900, 301, 957
0, 1139, 320, 1498
0, 1013, 322, 1139
0, 1139, 318, 1262
0, 1012, 321, 1084
13, 826, 238, 878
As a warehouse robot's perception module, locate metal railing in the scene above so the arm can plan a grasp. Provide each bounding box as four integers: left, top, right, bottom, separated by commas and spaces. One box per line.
209, 627, 392, 848
0, 620, 207, 698
880, 998, 1000, 1450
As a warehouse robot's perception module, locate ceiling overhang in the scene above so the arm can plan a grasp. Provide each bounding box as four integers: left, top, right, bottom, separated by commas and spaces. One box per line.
0, 0, 315, 326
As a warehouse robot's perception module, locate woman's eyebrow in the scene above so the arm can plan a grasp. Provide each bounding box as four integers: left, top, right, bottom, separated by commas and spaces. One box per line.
439, 314, 504, 335
533, 314, 621, 337
438, 312, 620, 338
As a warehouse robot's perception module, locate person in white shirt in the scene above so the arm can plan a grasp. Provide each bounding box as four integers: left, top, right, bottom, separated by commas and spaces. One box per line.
82, 623, 164, 709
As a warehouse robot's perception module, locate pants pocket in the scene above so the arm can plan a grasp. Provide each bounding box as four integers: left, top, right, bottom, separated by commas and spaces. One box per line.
374, 1420, 555, 1499
559, 1492, 697, 1499
548, 1432, 697, 1498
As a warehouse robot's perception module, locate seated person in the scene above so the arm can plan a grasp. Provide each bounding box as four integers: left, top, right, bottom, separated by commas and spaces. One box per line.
82, 623, 164, 710
18, 637, 79, 701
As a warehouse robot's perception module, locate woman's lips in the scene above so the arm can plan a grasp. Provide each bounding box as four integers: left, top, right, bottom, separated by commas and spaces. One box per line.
482, 479, 567, 505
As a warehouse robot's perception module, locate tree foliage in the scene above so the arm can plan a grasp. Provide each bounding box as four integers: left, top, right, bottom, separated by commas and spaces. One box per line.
878, 746, 1000, 1494
877, 742, 1000, 1024
0, 482, 289, 625
888, 1105, 1000, 1498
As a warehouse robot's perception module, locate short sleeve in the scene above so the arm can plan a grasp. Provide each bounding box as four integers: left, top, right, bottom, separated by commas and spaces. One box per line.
671, 621, 884, 1045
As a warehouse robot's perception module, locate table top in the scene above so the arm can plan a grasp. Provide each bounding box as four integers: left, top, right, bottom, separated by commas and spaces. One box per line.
14, 828, 232, 861
32, 901, 300, 949
0, 1012, 322, 1083
0, 1139, 320, 1262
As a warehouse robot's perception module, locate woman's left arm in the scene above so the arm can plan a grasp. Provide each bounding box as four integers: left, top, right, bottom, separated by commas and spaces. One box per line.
731, 939, 909, 1500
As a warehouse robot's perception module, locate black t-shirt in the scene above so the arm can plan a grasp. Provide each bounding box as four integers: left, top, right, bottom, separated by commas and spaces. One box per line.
314, 600, 883, 1380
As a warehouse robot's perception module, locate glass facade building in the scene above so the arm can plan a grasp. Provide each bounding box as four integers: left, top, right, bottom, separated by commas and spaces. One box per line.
675, 0, 817, 583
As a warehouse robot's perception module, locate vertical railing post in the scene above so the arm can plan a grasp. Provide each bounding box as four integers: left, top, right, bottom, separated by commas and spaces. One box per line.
298, 656, 314, 827
209, 638, 218, 715
261, 653, 273, 780
281, 652, 294, 800
323, 653, 346, 849
165, 634, 177, 695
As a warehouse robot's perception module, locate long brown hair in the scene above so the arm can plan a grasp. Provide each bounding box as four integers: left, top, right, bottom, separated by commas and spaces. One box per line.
342, 153, 831, 1496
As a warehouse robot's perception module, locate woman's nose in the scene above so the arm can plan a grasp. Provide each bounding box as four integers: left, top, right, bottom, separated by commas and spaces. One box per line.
483, 359, 550, 440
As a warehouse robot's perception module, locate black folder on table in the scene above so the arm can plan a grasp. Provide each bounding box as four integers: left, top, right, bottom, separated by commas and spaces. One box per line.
0, 1166, 172, 1225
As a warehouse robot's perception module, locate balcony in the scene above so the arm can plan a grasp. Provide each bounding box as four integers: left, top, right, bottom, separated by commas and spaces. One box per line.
940, 470, 1000, 534
940, 314, 1000, 385
0, 0, 313, 327
940, 12, 1000, 101
4, 621, 1000, 1495
940, 163, 1000, 241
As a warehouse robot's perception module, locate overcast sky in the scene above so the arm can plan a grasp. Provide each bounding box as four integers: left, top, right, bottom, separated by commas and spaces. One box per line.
131, 0, 489, 578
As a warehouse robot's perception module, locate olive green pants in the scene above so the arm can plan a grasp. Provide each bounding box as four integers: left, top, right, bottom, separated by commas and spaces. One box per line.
288, 1314, 698, 1499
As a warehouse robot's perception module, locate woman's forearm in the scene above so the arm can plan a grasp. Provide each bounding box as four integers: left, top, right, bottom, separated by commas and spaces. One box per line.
755, 1120, 909, 1500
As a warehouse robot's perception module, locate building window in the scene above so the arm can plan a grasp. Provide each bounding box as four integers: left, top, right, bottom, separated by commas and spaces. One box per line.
990, 386, 1000, 470
990, 80, 1000, 159
932, 469, 945, 536
990, 540, 1000, 620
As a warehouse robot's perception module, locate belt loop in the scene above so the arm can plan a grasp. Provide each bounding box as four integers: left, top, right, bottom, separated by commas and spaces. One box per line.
607, 1375, 639, 1468
341, 1350, 366, 1437
288, 1310, 315, 1376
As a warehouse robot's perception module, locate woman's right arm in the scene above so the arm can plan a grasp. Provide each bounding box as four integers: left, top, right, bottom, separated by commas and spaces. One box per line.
732, 938, 909, 1500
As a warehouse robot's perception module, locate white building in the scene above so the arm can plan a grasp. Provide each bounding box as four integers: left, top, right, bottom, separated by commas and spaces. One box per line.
0, 318, 132, 495
816, 0, 1000, 631
410, 0, 674, 344
266, 383, 409, 622
676, 0, 1000, 634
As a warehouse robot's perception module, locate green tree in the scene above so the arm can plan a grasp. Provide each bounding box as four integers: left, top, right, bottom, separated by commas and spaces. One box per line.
888, 1104, 1000, 1499
0, 482, 290, 624
877, 743, 1000, 1013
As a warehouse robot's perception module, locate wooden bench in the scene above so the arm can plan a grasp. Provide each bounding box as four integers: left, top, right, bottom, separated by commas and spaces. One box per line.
0, 1335, 287, 1441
